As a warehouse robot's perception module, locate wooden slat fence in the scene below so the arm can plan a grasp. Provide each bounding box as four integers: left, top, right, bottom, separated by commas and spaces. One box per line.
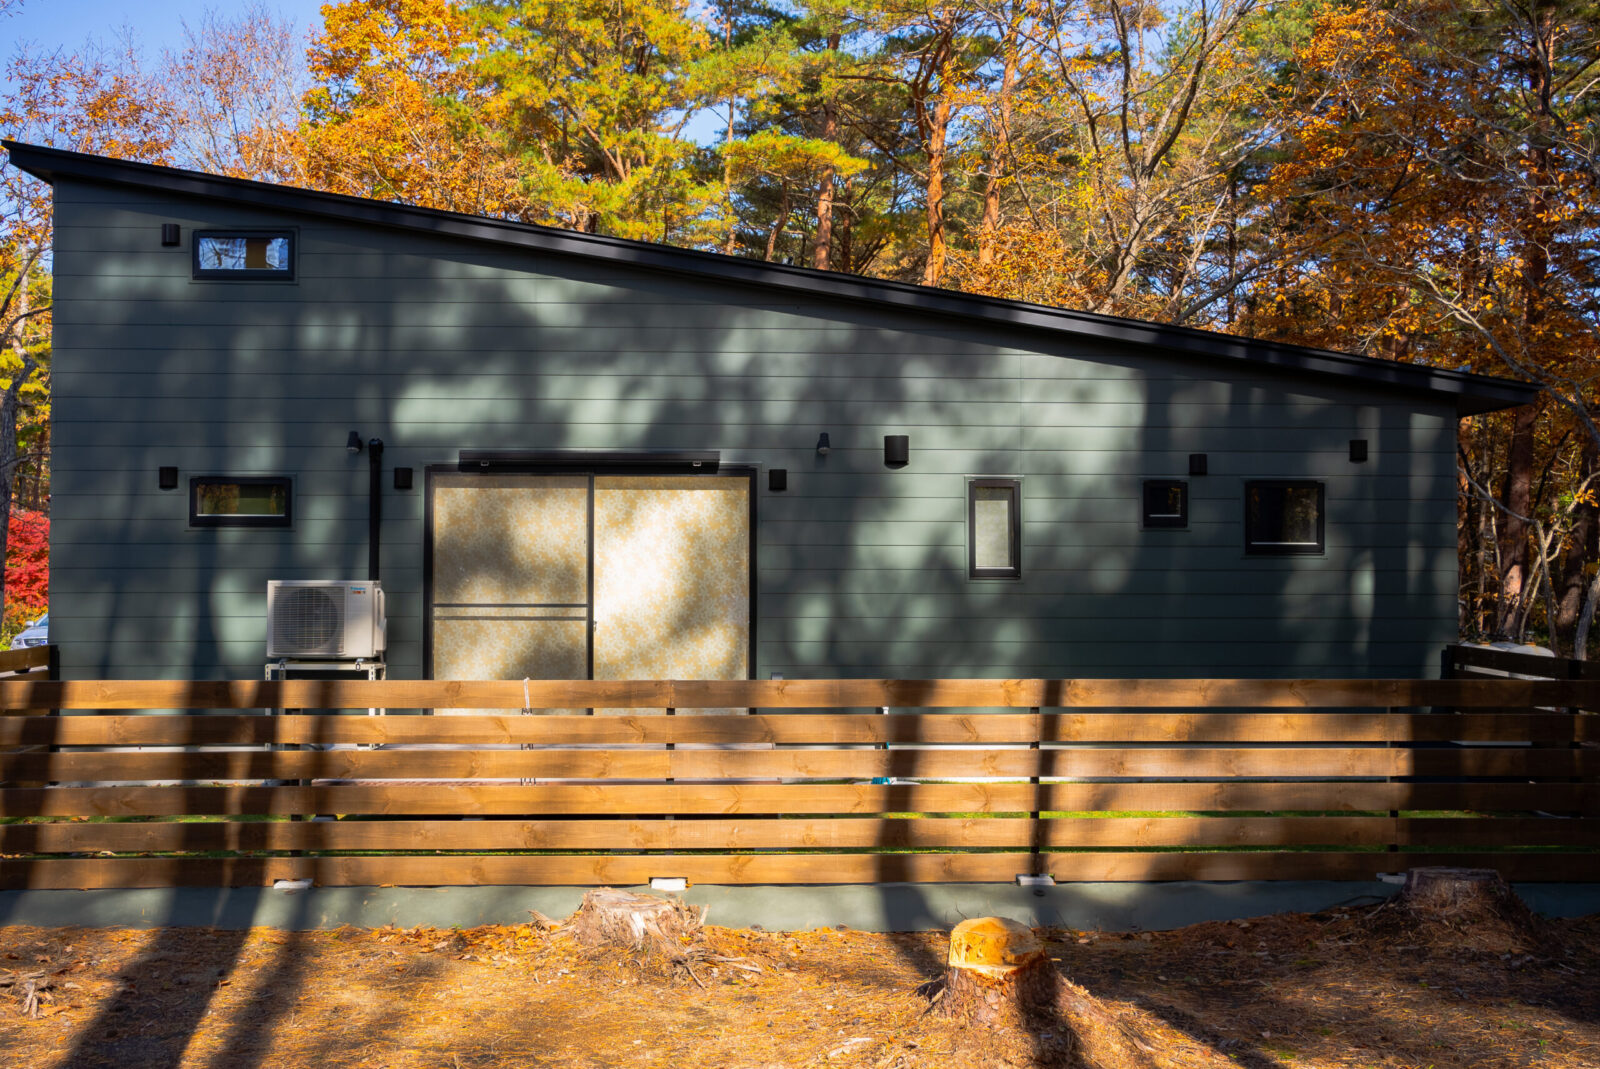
1441, 642, 1600, 682
1, 678, 1596, 889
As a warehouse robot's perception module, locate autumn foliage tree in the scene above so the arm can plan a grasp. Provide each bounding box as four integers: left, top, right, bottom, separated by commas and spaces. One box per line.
1245, 0, 1600, 652
2, 0, 1597, 653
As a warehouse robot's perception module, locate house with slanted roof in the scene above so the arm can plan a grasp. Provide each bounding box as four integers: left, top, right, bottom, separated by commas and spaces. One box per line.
3, 141, 1535, 683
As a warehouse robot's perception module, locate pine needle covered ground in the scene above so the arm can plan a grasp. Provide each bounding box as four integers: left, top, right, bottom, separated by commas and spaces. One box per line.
2, 903, 1597, 1068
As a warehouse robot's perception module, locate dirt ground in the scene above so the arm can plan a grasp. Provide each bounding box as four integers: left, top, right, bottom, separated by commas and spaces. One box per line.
2, 898, 1598, 1069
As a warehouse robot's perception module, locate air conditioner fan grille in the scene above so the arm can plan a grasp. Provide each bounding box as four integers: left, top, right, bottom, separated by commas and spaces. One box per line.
273, 586, 343, 655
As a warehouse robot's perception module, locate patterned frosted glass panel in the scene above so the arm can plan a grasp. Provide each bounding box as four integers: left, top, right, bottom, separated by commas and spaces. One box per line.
432, 616, 587, 682
432, 475, 587, 605
972, 485, 1016, 571
430, 475, 589, 711
593, 476, 749, 710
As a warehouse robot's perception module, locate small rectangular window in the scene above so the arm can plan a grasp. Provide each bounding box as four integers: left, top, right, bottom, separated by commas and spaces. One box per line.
969, 478, 1021, 579
1244, 480, 1324, 554
1142, 480, 1188, 529
190, 476, 292, 527
193, 230, 295, 280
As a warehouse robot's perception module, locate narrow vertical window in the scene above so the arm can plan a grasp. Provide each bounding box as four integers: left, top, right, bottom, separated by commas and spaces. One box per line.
969, 478, 1021, 579
1142, 479, 1188, 529
1244, 480, 1325, 554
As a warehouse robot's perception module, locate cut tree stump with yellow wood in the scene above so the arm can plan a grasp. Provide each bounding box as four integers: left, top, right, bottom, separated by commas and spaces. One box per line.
933, 917, 1240, 1068
938, 917, 1060, 1028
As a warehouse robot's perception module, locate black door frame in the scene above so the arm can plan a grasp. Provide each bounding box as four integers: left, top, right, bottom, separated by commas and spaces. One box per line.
422, 460, 758, 683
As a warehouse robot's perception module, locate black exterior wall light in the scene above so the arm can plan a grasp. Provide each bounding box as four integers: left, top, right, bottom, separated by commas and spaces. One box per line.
884, 435, 909, 468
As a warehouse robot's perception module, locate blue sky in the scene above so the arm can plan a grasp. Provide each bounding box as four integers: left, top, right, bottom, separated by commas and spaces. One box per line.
4, 0, 327, 57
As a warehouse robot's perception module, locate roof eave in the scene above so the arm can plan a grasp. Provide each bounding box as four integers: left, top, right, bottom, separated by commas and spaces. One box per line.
2, 140, 1539, 417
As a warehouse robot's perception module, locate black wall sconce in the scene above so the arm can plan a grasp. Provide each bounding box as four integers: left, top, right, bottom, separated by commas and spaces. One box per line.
158, 466, 178, 490
768, 468, 788, 492
346, 430, 364, 454
884, 435, 909, 468
1349, 439, 1369, 463
394, 466, 414, 490
160, 223, 180, 246
1188, 453, 1208, 476
815, 433, 831, 456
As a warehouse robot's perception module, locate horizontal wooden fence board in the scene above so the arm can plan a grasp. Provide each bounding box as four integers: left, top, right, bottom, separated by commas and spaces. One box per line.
1394, 818, 1600, 848
9, 816, 1595, 856
7, 746, 1595, 783
0, 749, 671, 782
0, 817, 1033, 853
0, 647, 51, 674
2, 712, 1591, 747
4, 678, 1600, 711
4, 781, 1594, 819
0, 853, 1035, 889
6, 815, 1528, 853
6, 851, 1596, 890
0, 714, 1036, 746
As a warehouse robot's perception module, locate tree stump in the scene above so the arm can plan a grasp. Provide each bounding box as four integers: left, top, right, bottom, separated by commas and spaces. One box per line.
570, 888, 704, 959
1383, 867, 1546, 952
936, 917, 1060, 1028
931, 918, 1176, 1067
1397, 867, 1518, 915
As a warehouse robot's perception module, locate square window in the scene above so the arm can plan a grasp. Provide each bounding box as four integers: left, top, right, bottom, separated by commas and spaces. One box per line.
190, 476, 292, 527
1142, 480, 1188, 529
969, 479, 1020, 579
1244, 480, 1324, 554
193, 231, 295, 280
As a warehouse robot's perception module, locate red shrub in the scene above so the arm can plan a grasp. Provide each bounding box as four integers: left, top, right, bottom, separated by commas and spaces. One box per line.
6, 508, 48, 617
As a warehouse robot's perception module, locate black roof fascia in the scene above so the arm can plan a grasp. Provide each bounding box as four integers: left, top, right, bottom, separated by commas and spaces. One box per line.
3, 140, 1537, 416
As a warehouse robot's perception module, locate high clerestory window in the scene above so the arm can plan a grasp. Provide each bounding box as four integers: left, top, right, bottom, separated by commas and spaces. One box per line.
190, 476, 292, 528
193, 230, 295, 280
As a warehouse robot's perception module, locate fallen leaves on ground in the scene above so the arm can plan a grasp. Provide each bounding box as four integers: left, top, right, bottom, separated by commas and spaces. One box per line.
1, 903, 1597, 1067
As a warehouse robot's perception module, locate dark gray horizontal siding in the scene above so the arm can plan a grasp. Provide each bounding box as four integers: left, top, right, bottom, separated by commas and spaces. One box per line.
54, 397, 1444, 432
50, 566, 1450, 599
47, 450, 1452, 482
48, 176, 1461, 680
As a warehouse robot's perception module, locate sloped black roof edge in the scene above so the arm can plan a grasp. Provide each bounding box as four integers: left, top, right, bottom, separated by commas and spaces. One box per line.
4, 140, 1536, 416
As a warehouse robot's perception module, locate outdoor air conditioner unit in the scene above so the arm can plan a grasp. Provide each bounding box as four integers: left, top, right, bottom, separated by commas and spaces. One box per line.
266, 580, 386, 660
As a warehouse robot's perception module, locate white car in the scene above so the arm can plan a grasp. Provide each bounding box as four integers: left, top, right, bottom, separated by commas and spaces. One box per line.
10, 613, 47, 650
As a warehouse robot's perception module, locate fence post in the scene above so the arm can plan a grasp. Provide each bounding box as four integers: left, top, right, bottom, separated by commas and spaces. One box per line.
1387, 706, 1401, 858
1029, 707, 1043, 877
665, 706, 675, 783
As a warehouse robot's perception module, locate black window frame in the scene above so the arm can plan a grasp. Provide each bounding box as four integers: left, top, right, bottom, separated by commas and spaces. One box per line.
1142, 479, 1189, 529
1243, 479, 1325, 555
968, 477, 1022, 579
189, 476, 293, 528
192, 229, 297, 281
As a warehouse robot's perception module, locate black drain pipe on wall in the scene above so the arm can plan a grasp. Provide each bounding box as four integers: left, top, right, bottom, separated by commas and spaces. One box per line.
367, 437, 384, 581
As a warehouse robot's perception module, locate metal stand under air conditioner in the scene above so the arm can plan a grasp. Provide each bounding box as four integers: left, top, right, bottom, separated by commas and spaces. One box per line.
264, 659, 388, 802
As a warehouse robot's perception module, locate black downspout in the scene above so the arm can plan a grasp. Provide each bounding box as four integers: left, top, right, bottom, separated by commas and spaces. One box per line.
368, 438, 384, 581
